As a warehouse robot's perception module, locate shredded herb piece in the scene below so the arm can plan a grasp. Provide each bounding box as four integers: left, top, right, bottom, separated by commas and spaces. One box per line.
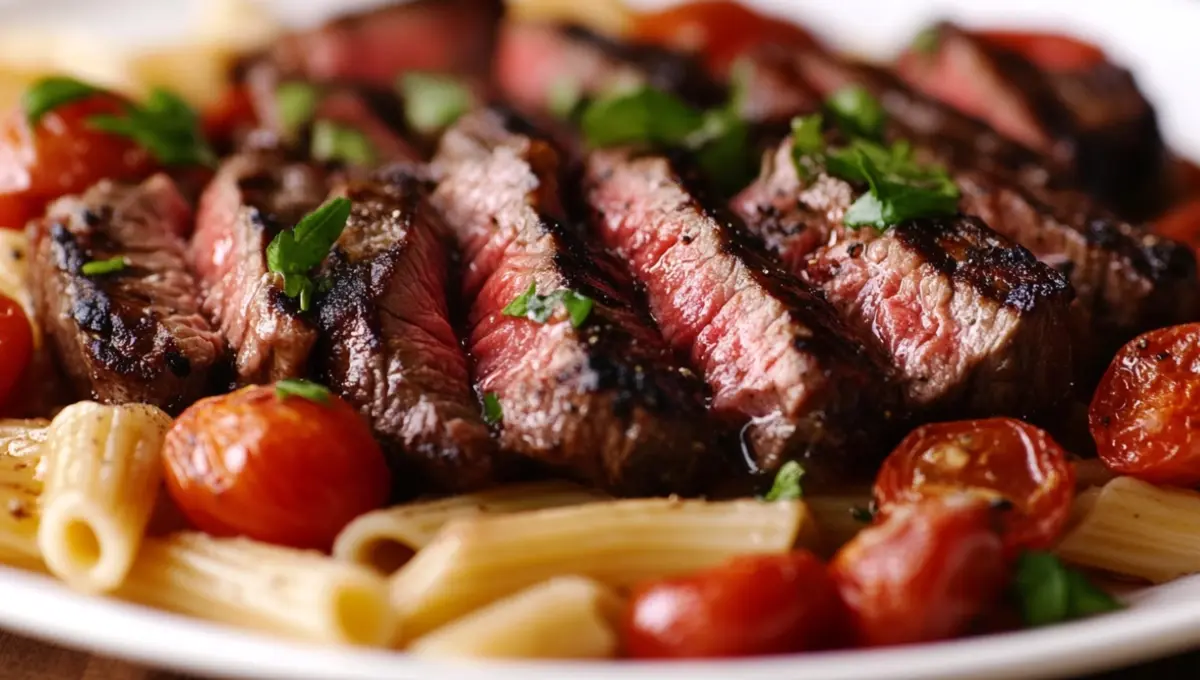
502, 282, 595, 328
547, 77, 584, 121
825, 85, 886, 141
762, 461, 805, 501
87, 88, 215, 167
482, 392, 503, 425
310, 120, 376, 166
911, 25, 942, 55
266, 197, 353, 312
276, 81, 320, 139
275, 378, 331, 404
80, 255, 128, 276
830, 140, 960, 229
399, 72, 473, 134
1011, 551, 1122, 627
23, 76, 103, 126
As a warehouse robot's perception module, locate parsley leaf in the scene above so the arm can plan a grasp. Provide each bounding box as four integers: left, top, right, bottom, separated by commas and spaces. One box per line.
911, 26, 942, 55
502, 282, 594, 328
266, 197, 353, 312
311, 120, 376, 166
1012, 552, 1122, 627
832, 140, 960, 229
23, 76, 104, 126
275, 378, 331, 404
482, 392, 503, 425
762, 461, 805, 501
80, 255, 128, 276
547, 77, 584, 121
276, 81, 320, 139
399, 72, 473, 134
88, 88, 215, 167
826, 86, 886, 141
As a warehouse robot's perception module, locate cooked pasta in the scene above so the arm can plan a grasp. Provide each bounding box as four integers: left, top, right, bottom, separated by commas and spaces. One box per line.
803, 490, 874, 555
390, 498, 814, 639
507, 0, 635, 36
333, 481, 609, 573
1056, 476, 1200, 583
37, 402, 171, 593
409, 576, 622, 659
0, 450, 44, 570
0, 419, 49, 459
119, 532, 397, 647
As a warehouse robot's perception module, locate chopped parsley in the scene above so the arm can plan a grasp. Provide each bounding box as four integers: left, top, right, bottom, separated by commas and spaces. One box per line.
825, 85, 886, 141
547, 77, 584, 121
275, 378, 331, 404
266, 197, 353, 312
276, 81, 320, 139
1011, 552, 1122, 627
87, 88, 215, 167
482, 392, 503, 425
23, 76, 104, 126
502, 281, 594, 328
911, 25, 942, 55
310, 120, 376, 166
399, 72, 473, 134
80, 255, 128, 276
762, 461, 805, 501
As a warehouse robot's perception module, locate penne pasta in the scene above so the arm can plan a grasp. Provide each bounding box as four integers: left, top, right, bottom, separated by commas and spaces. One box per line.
507, 0, 635, 36
0, 452, 44, 570
1057, 476, 1200, 584
804, 491, 874, 555
390, 498, 813, 639
0, 419, 49, 459
119, 533, 397, 647
333, 481, 609, 574
408, 576, 622, 659
38, 402, 171, 593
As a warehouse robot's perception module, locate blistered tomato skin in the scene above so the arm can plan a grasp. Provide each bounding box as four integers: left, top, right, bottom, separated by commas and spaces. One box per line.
0, 294, 33, 410
1090, 323, 1200, 486
624, 551, 849, 658
162, 385, 391, 551
830, 495, 1007, 647
874, 417, 1074, 555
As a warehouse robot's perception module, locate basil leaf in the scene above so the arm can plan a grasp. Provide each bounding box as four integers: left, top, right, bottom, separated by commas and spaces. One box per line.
23, 76, 104, 126
547, 77, 584, 121
399, 72, 473, 134
1012, 552, 1122, 627
791, 114, 825, 157
276, 81, 320, 139
482, 392, 503, 425
1064, 569, 1122, 618
88, 88, 215, 167
826, 86, 886, 140
581, 86, 703, 148
266, 197, 353, 311
502, 282, 594, 328
826, 140, 960, 230
80, 255, 128, 276
762, 461, 805, 501
275, 378, 331, 404
311, 120, 376, 166
560, 290, 595, 328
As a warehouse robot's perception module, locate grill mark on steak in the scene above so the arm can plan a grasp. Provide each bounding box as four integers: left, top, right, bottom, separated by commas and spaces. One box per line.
28, 175, 223, 413
431, 109, 717, 495
315, 173, 497, 492
583, 147, 902, 480
732, 137, 1075, 416
191, 153, 326, 385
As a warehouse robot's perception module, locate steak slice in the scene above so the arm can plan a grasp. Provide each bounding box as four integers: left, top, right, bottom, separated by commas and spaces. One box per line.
583, 147, 902, 479
191, 153, 326, 384
431, 109, 716, 495
315, 172, 497, 492
27, 175, 223, 412
732, 136, 1075, 416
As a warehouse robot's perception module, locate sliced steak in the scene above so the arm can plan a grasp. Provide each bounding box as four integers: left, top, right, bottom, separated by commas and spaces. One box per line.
732, 137, 1075, 416
431, 109, 716, 495
315, 172, 497, 492
27, 175, 223, 412
583, 147, 902, 479
191, 153, 326, 384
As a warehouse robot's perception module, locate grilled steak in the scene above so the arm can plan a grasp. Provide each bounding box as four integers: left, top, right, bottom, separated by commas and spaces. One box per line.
732, 137, 1075, 416
191, 153, 326, 384
431, 109, 716, 495
316, 172, 496, 492
897, 23, 1168, 218
583, 147, 901, 479
28, 175, 223, 412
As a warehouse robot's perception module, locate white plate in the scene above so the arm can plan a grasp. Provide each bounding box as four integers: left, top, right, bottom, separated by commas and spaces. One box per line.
2, 1, 1200, 679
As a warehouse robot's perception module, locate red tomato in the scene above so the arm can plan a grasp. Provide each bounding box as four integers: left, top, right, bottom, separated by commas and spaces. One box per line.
634, 1, 820, 75
1090, 323, 1200, 486
0, 94, 155, 228
830, 495, 1007, 647
624, 551, 849, 658
0, 294, 33, 410
162, 384, 391, 551
1155, 198, 1200, 253
973, 30, 1107, 72
874, 418, 1074, 555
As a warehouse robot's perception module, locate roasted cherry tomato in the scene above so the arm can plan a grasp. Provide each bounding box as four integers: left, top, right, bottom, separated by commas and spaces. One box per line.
973, 30, 1106, 72
624, 551, 849, 658
162, 384, 391, 551
874, 418, 1074, 554
830, 495, 1007, 647
1090, 323, 1200, 486
0, 294, 33, 410
0, 93, 154, 228
634, 1, 819, 75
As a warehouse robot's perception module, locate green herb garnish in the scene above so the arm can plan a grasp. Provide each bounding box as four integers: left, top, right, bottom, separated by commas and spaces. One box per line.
80, 255, 128, 276
547, 77, 584, 121
911, 26, 942, 55
762, 461, 805, 501
23, 76, 104, 126
502, 281, 594, 328
825, 85, 886, 141
830, 140, 960, 229
266, 197, 353, 312
276, 81, 319, 139
275, 378, 331, 404
399, 72, 473, 134
482, 392, 503, 425
88, 88, 215, 167
1012, 552, 1122, 627
311, 120, 376, 166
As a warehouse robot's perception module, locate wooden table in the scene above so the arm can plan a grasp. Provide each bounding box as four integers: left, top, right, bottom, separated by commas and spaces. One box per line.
0, 630, 1196, 680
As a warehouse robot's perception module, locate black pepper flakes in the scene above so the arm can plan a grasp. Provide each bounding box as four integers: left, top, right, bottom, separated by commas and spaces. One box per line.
847, 242, 864, 258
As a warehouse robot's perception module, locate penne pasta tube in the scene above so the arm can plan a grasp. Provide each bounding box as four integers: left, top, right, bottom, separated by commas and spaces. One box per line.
119, 533, 397, 647
0, 419, 49, 459
804, 491, 873, 556
391, 498, 813, 639
334, 481, 609, 574
408, 576, 622, 659
0, 453, 44, 570
38, 402, 171, 593
1057, 476, 1200, 583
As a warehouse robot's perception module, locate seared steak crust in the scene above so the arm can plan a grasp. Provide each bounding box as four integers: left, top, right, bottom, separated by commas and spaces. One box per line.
316, 173, 497, 492
583, 147, 901, 479
28, 175, 223, 412
432, 109, 716, 495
